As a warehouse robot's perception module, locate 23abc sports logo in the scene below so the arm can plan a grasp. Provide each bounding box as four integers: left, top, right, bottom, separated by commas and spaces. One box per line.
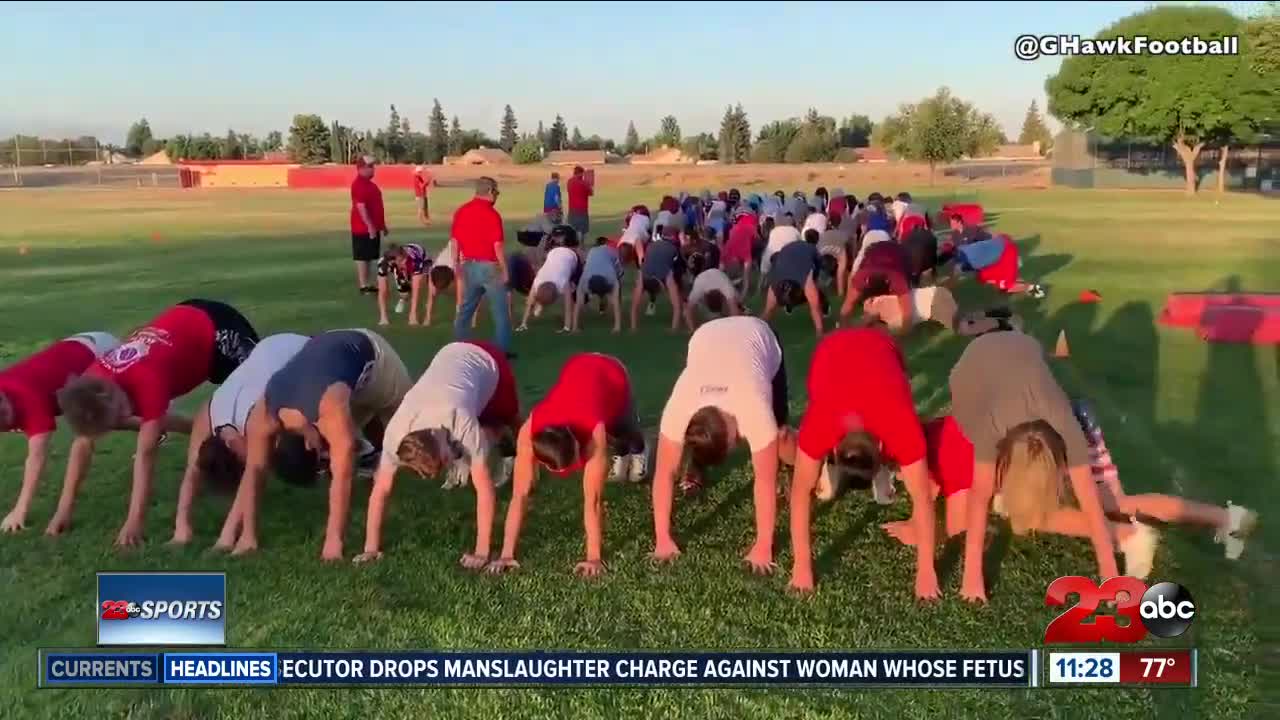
100, 599, 223, 622
1044, 575, 1196, 643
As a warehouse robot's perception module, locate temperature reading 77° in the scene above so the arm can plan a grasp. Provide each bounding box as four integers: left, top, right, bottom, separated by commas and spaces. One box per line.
1140, 657, 1175, 678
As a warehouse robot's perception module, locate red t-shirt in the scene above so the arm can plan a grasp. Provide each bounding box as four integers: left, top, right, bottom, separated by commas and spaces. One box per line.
529, 353, 630, 477
827, 196, 848, 225
724, 215, 757, 264
350, 175, 387, 234
797, 328, 925, 466
897, 214, 926, 238
0, 339, 97, 436
412, 171, 433, 199
924, 416, 973, 498
659, 196, 680, 214
567, 175, 592, 213
87, 305, 215, 421
451, 197, 505, 262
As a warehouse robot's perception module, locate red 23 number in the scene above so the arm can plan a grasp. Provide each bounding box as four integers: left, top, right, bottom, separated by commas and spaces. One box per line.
100, 600, 129, 620
1044, 576, 1148, 644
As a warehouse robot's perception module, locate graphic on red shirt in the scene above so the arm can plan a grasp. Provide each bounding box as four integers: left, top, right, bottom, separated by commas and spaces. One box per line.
88, 306, 215, 421
529, 353, 630, 476
797, 328, 925, 466
924, 416, 973, 498
350, 175, 387, 234
567, 175, 592, 213
0, 339, 97, 436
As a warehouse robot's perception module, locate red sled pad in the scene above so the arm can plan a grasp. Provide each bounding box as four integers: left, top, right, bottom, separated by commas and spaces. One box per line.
1160, 292, 1280, 328
1197, 306, 1280, 344
941, 203, 985, 227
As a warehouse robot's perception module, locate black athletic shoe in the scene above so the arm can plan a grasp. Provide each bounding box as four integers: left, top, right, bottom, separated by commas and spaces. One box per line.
359, 286, 377, 295
505, 352, 518, 361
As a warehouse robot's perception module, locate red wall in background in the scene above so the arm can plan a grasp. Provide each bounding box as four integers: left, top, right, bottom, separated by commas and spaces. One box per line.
286, 165, 417, 189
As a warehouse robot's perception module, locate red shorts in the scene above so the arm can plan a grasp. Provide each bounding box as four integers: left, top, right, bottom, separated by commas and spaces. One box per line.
924, 416, 972, 498
852, 266, 910, 297
468, 341, 520, 428
976, 235, 1019, 291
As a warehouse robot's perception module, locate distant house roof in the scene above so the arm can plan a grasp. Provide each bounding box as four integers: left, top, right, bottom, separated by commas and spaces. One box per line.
629, 146, 695, 165
262, 151, 290, 162
545, 150, 608, 166
446, 147, 512, 166
985, 142, 1043, 160
854, 147, 889, 163
139, 150, 173, 165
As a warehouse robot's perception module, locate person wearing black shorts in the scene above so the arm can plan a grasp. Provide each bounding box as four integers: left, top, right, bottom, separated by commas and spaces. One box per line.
761, 241, 827, 338
630, 227, 684, 332
350, 155, 387, 294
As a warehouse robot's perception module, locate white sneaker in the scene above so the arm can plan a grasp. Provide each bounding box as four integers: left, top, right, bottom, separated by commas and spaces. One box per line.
814, 461, 836, 501
646, 302, 656, 316
1120, 520, 1160, 580
441, 459, 470, 490
872, 467, 896, 505
992, 493, 1007, 516
495, 457, 514, 488
394, 298, 407, 314
627, 438, 651, 483
609, 455, 628, 482
1215, 502, 1257, 560
533, 304, 543, 318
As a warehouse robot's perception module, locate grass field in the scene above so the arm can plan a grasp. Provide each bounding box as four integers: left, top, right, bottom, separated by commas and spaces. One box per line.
0, 184, 1277, 719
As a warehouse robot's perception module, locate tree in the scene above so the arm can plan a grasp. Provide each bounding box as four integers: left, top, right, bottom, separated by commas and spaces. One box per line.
263, 131, 284, 152
384, 105, 405, 163
1046, 5, 1272, 194
536, 120, 547, 150
1017, 100, 1052, 151
838, 114, 873, 148
125, 118, 154, 157
785, 113, 839, 163
681, 132, 718, 161
732, 104, 751, 162
220, 129, 243, 160
751, 120, 800, 163
570, 126, 584, 150
427, 99, 448, 164
623, 121, 640, 155
655, 115, 681, 148
718, 106, 746, 163
512, 137, 542, 164
165, 135, 189, 161
1244, 2, 1280, 75
875, 87, 1003, 183
547, 115, 568, 152
499, 104, 519, 152
287, 114, 330, 164
329, 121, 350, 164
445, 116, 463, 156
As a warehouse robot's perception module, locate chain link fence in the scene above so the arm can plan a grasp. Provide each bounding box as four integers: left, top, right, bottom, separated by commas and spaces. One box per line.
0, 136, 181, 189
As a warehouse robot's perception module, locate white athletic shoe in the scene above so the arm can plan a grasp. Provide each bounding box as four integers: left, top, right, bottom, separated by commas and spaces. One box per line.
1120, 520, 1160, 580
1215, 502, 1258, 560
441, 459, 469, 490
992, 493, 1007, 517
814, 461, 836, 501
394, 298, 407, 314
609, 455, 628, 482
533, 304, 543, 318
646, 302, 656, 316
627, 437, 651, 483
872, 467, 897, 505
495, 457, 514, 489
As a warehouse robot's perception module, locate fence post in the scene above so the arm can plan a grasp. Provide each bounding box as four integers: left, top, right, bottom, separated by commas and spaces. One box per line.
12, 137, 19, 185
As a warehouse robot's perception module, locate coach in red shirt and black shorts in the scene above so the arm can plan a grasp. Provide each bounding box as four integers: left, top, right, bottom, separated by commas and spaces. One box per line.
351, 155, 388, 294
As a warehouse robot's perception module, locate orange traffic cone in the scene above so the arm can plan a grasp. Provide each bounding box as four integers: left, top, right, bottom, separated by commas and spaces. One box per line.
1054, 330, 1070, 358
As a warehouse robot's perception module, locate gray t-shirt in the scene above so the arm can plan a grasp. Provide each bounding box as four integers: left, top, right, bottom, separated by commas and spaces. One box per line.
210, 333, 310, 430
642, 239, 680, 279
948, 331, 1090, 467
817, 228, 850, 256
578, 245, 622, 300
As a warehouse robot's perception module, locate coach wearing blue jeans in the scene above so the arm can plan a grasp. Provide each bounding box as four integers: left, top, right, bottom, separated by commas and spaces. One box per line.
452, 177, 513, 356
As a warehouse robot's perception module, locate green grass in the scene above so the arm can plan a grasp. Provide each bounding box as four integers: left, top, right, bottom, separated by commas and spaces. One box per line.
0, 184, 1277, 719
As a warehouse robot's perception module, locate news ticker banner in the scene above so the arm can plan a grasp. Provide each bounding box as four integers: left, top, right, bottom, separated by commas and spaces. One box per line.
36, 649, 1197, 689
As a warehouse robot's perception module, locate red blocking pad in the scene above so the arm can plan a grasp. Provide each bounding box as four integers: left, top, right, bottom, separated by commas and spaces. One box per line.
1197, 305, 1280, 344
940, 203, 985, 227
1160, 292, 1280, 328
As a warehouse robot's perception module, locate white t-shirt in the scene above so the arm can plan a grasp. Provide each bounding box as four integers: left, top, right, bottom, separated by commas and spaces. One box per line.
68, 332, 120, 357
850, 229, 892, 275
688, 268, 737, 307
802, 212, 829, 236
659, 316, 782, 451
380, 342, 499, 468
210, 333, 310, 431
433, 240, 456, 270
762, 225, 802, 273
531, 246, 579, 293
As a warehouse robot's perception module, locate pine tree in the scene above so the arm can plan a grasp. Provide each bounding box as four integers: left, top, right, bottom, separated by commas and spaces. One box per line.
447, 116, 464, 156
499, 105, 519, 152
385, 104, 405, 162
718, 106, 740, 163
536, 120, 546, 149
548, 115, 568, 151
570, 126, 584, 150
733, 104, 752, 161
624, 121, 640, 155
1017, 100, 1051, 152
427, 99, 448, 163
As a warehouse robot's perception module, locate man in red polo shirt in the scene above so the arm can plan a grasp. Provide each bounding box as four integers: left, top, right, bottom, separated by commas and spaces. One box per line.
351, 155, 388, 293
412, 165, 434, 225
487, 353, 646, 577
566, 165, 593, 240
451, 176, 512, 355
51, 300, 258, 545
0, 332, 119, 533
786, 326, 939, 600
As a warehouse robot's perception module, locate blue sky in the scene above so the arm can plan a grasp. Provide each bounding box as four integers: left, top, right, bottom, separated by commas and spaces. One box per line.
0, 1, 1262, 143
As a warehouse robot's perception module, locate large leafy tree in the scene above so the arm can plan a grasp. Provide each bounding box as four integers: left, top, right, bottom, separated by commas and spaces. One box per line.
875, 87, 1002, 183
838, 114, 873, 148
751, 120, 801, 163
125, 118, 153, 157
655, 115, 681, 148
287, 114, 330, 164
1046, 5, 1272, 194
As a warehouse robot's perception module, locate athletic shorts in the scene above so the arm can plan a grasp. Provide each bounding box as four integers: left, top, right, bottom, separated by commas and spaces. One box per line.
604, 374, 645, 456
351, 232, 381, 262
850, 266, 910, 297
516, 230, 545, 248
977, 237, 1019, 291
469, 341, 520, 429
177, 299, 260, 384
567, 211, 590, 238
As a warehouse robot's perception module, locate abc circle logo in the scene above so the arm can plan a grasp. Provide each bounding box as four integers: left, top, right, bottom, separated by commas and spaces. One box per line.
1139, 582, 1196, 638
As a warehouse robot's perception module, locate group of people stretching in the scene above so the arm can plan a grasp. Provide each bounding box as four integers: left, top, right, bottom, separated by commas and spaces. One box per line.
0, 285, 1258, 598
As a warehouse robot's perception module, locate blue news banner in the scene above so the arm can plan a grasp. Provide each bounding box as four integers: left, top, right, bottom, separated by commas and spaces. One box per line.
40, 650, 1037, 689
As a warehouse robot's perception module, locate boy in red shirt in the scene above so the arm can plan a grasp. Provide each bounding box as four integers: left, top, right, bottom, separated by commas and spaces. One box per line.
412, 165, 434, 225
351, 155, 388, 294
724, 208, 758, 296
487, 353, 646, 578
787, 326, 939, 599
565, 166, 594, 240
0, 332, 119, 532
52, 300, 258, 545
